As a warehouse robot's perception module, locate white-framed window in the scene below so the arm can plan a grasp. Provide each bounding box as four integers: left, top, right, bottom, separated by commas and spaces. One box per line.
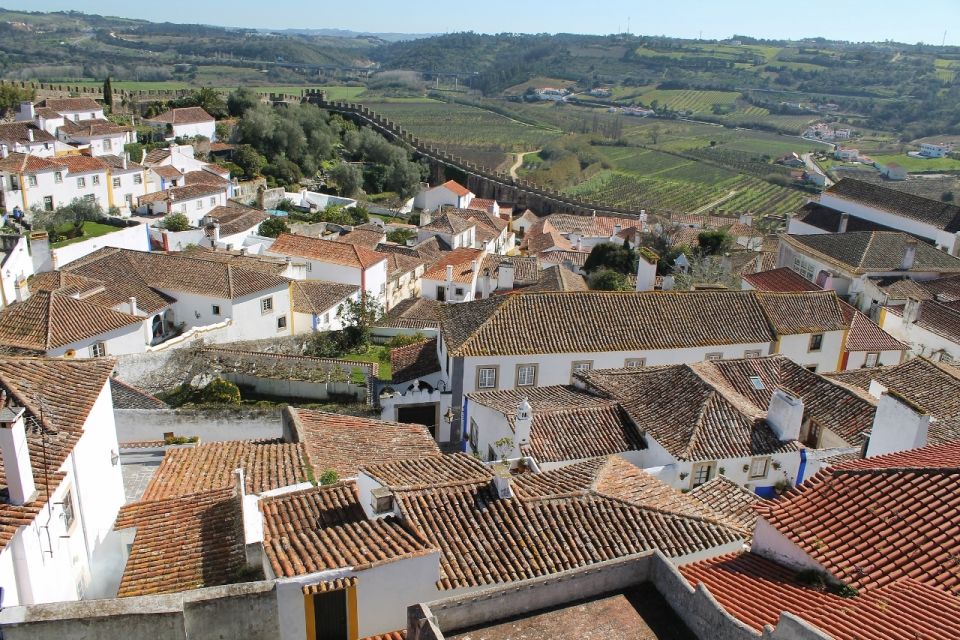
103, 138, 112, 151
60, 487, 76, 531
77, 177, 86, 188
749, 457, 770, 479
113, 177, 121, 188
133, 173, 142, 185
691, 462, 716, 488
625, 358, 646, 368
477, 366, 498, 390
455, 287, 464, 296
277, 315, 287, 331
261, 297, 273, 314
516, 363, 537, 387
43, 196, 54, 212
792, 255, 817, 281
705, 352, 723, 361
865, 352, 879, 368
196, 200, 203, 210
27, 175, 37, 187
570, 360, 593, 381
92, 175, 100, 186
744, 349, 761, 358
178, 204, 186, 213
54, 171, 63, 184
749, 375, 766, 390
809, 334, 824, 352
90, 342, 107, 358
209, 197, 216, 206
211, 305, 221, 316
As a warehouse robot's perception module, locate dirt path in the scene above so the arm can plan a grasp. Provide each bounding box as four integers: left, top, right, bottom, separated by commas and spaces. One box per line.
690, 190, 738, 215
509, 150, 540, 179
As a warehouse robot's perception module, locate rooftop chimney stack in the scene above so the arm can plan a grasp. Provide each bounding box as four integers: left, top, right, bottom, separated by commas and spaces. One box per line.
420, 210, 432, 227
766, 388, 804, 442
514, 397, 533, 449
0, 403, 36, 506
13, 278, 29, 303
470, 259, 478, 273
865, 391, 930, 458
497, 260, 514, 290
903, 297, 923, 325
901, 239, 918, 271
838, 213, 849, 234
26, 128, 33, 143
122, 153, 128, 170
19, 102, 35, 121
635, 248, 659, 292
481, 268, 491, 299
128, 297, 138, 316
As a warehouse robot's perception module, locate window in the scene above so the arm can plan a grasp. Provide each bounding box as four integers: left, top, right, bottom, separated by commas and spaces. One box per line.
113, 177, 121, 188
516, 364, 537, 387
476, 366, 498, 390
27, 175, 37, 187
469, 419, 479, 451
83, 194, 95, 202
792, 255, 817, 281
305, 262, 312, 272
211, 305, 221, 316
54, 171, 63, 184
805, 364, 818, 372
196, 200, 203, 210
43, 196, 54, 212
744, 349, 761, 358
90, 342, 107, 358
455, 287, 464, 296
103, 138, 112, 151
92, 175, 100, 186
801, 421, 822, 448
60, 488, 76, 531
436, 285, 446, 302
261, 297, 273, 314
77, 177, 86, 188
570, 360, 593, 381
624, 358, 647, 368
209, 197, 216, 206
322, 313, 329, 324
133, 174, 142, 185
748, 375, 766, 390
809, 334, 824, 352
705, 352, 723, 361
749, 457, 770, 479
691, 462, 716, 488
276, 315, 287, 331
865, 352, 879, 368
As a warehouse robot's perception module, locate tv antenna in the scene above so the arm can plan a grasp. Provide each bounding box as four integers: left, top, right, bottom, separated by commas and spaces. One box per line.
943, 30, 948, 46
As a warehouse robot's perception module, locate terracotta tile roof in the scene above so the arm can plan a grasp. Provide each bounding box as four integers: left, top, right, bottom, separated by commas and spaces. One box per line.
206, 204, 268, 237
140, 440, 310, 501
143, 148, 171, 165
680, 552, 960, 640
388, 457, 743, 590
391, 339, 441, 383
57, 118, 131, 137
383, 251, 423, 279
378, 297, 441, 329
38, 97, 101, 113
27, 270, 104, 298
177, 245, 290, 275
480, 254, 539, 287
464, 198, 499, 214
0, 358, 115, 549
916, 273, 960, 302
845, 309, 907, 352
62, 251, 175, 314
260, 482, 434, 577
783, 231, 960, 273
755, 443, 960, 594
269, 233, 386, 269
887, 298, 960, 345
688, 475, 763, 534
338, 228, 386, 250
97, 153, 144, 172
742, 267, 820, 292
828, 178, 960, 232
303, 576, 356, 594
151, 165, 183, 180
288, 408, 440, 479
468, 385, 644, 464
290, 280, 357, 315
139, 183, 225, 204
146, 106, 215, 125
422, 247, 483, 284
438, 180, 471, 197
115, 486, 245, 597
0, 152, 59, 174
523, 264, 588, 293
0, 122, 55, 144
421, 211, 475, 235
462, 208, 507, 233
755, 291, 849, 335
792, 201, 895, 233
67, 248, 289, 301
184, 169, 230, 187
547, 213, 641, 238
0, 290, 141, 352
110, 378, 167, 410
364, 452, 489, 491
48, 154, 109, 175
538, 249, 590, 268
438, 290, 790, 358
521, 219, 572, 254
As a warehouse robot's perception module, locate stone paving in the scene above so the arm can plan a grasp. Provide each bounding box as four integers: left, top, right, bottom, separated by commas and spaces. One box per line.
120, 447, 166, 503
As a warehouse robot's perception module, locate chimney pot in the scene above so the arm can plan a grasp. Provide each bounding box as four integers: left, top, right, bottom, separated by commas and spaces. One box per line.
901, 239, 918, 270
27, 128, 33, 142
14, 278, 29, 303
128, 296, 137, 316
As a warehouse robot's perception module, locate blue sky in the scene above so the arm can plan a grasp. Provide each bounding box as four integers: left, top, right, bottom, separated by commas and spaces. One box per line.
11, 0, 960, 44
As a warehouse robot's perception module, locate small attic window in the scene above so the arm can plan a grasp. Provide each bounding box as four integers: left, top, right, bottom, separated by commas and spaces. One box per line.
749, 376, 765, 390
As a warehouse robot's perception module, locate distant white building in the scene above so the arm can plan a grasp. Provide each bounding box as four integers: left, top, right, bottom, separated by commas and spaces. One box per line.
143, 107, 216, 141
919, 142, 951, 158
413, 180, 474, 211
15, 98, 105, 135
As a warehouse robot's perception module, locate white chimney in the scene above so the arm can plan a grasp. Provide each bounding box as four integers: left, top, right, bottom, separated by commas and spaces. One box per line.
613, 224, 622, 239
635, 248, 658, 292
514, 397, 533, 449
481, 268, 491, 299
492, 466, 512, 499
26, 128, 33, 143
739, 212, 753, 227
661, 275, 675, 291
498, 260, 514, 290
19, 101, 35, 121
866, 391, 930, 458
901, 239, 918, 270
766, 388, 804, 441
445, 264, 454, 283
122, 153, 128, 170
128, 296, 138, 316
420, 210, 432, 227
1, 144, 8, 159
902, 297, 923, 325
470, 259, 478, 273
14, 278, 29, 303
211, 222, 221, 245
838, 213, 849, 234
0, 404, 36, 506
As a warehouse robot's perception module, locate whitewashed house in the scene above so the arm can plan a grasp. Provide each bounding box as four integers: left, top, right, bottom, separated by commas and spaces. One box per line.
143, 107, 216, 141
0, 234, 34, 309
413, 179, 474, 211
0, 153, 111, 214
420, 247, 486, 303
15, 99, 105, 135
56, 119, 136, 157
291, 280, 360, 333
0, 358, 126, 605
919, 142, 951, 158
101, 154, 147, 215
137, 184, 228, 224
416, 210, 476, 249
0, 123, 57, 158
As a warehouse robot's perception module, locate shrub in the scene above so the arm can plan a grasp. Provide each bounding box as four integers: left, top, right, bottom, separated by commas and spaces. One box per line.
162, 212, 191, 232
318, 469, 339, 485
386, 227, 416, 244
199, 378, 241, 405
387, 332, 427, 348
258, 217, 290, 238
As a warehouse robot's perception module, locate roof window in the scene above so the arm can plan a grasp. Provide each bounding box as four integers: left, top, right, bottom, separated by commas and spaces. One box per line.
749, 376, 765, 390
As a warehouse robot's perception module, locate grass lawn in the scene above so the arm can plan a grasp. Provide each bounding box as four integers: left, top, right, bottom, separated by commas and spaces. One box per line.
50, 221, 119, 248
870, 153, 960, 173
343, 345, 392, 380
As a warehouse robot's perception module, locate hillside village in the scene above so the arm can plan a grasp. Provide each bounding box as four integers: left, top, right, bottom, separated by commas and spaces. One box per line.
0, 23, 958, 640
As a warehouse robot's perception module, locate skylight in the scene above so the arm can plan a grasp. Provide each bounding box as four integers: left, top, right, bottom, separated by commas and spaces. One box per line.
749, 376, 765, 390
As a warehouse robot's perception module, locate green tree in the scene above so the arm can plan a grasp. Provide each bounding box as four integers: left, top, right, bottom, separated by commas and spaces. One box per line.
697, 229, 734, 256
0, 85, 33, 116
263, 158, 303, 188
329, 163, 363, 197
199, 378, 241, 405
588, 268, 631, 291
387, 227, 416, 244
162, 212, 191, 232
583, 242, 637, 274
102, 76, 113, 110
258, 217, 290, 238
227, 87, 260, 118
338, 295, 384, 349
386, 160, 423, 199
232, 144, 267, 179
193, 87, 228, 119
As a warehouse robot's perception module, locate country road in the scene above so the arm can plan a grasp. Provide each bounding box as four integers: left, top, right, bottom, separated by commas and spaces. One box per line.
802, 153, 833, 187
509, 150, 540, 179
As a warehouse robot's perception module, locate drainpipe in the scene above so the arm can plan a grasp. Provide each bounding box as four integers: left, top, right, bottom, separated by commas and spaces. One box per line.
69, 451, 93, 564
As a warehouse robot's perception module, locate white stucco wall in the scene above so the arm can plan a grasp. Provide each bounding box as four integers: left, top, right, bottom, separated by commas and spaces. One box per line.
774, 331, 845, 373
2, 166, 110, 215
752, 518, 828, 574
0, 236, 34, 309
844, 348, 903, 370
819, 193, 942, 243
46, 320, 148, 357
51, 223, 150, 268
170, 121, 216, 141
882, 310, 960, 361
